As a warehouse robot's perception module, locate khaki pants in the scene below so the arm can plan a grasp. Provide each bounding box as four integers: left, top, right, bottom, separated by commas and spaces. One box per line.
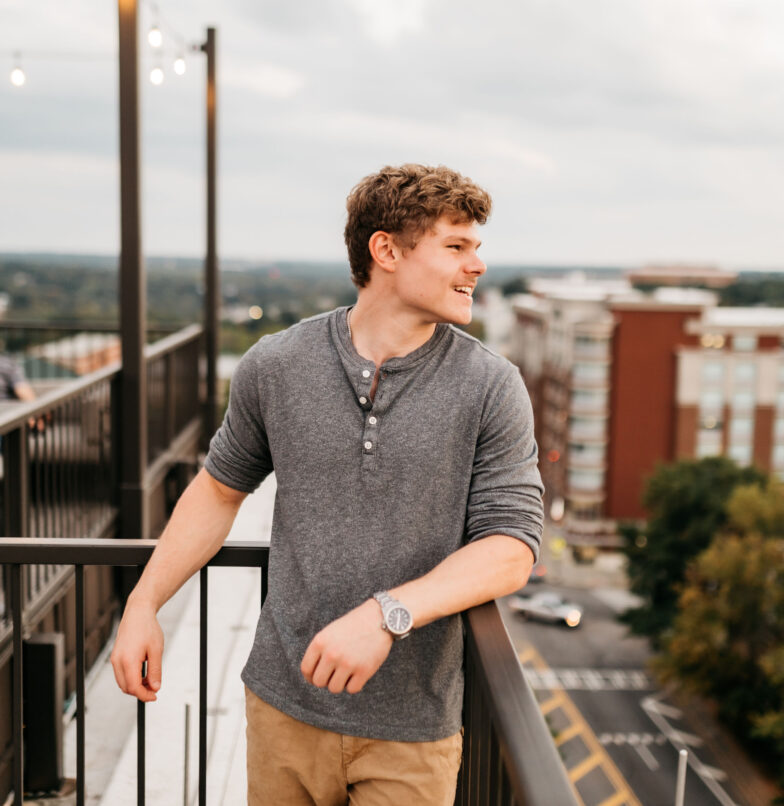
245, 686, 462, 806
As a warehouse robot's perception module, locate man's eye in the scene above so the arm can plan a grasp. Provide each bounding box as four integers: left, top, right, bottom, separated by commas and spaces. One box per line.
448, 245, 461, 251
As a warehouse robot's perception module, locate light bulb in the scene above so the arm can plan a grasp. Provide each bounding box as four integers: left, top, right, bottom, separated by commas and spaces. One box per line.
150, 66, 164, 85
174, 56, 186, 76
10, 66, 25, 87
148, 26, 163, 47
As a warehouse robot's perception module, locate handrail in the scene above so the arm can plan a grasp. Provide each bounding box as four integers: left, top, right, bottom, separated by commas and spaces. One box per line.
0, 362, 121, 434
143, 323, 202, 361
0, 320, 175, 333
463, 603, 578, 805
0, 537, 576, 806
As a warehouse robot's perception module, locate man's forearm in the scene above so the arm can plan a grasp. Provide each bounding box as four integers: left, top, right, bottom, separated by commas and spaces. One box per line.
127, 468, 246, 612
389, 534, 535, 629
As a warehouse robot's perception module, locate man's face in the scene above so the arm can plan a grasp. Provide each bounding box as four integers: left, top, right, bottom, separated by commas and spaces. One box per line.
391, 216, 486, 326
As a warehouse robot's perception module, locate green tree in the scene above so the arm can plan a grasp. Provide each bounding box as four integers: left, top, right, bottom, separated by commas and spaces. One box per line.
621, 457, 765, 642
655, 478, 784, 786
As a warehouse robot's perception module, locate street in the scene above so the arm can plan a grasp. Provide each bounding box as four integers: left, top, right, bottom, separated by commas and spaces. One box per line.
500, 582, 749, 806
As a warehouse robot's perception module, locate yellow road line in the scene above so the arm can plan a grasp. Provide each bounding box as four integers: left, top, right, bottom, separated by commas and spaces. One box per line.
518, 646, 538, 665
539, 694, 566, 715
569, 752, 602, 782
599, 790, 632, 806
555, 722, 583, 746
519, 642, 643, 806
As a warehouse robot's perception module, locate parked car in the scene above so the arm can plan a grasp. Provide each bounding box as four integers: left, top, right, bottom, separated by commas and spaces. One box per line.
507, 591, 583, 628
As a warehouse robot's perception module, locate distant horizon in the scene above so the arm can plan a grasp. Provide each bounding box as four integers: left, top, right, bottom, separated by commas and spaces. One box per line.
2, 250, 782, 275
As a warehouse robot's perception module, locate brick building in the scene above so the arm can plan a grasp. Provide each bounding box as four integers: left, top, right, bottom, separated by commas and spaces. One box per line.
510, 274, 784, 550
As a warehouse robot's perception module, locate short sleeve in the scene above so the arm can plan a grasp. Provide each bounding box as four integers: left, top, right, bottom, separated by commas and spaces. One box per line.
204, 347, 273, 493
464, 365, 545, 561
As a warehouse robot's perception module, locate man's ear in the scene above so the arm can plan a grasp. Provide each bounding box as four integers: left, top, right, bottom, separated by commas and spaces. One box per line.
368, 231, 398, 274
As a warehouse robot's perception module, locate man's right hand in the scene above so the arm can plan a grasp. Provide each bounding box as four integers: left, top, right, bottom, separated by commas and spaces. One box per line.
110, 599, 164, 702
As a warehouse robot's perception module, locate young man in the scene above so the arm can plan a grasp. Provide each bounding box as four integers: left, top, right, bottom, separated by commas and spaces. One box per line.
111, 164, 544, 805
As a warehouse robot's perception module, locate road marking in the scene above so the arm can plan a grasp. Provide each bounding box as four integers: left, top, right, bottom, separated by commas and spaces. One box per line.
519, 643, 643, 806
599, 732, 667, 747
633, 742, 660, 771
539, 693, 566, 715
568, 752, 602, 782
641, 693, 737, 805
598, 792, 630, 806
523, 667, 653, 691
555, 722, 583, 746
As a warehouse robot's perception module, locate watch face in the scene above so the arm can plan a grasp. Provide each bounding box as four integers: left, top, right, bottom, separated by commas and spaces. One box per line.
387, 606, 412, 635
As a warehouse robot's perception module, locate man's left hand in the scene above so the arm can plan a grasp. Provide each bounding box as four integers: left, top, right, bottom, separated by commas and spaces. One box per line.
300, 599, 393, 694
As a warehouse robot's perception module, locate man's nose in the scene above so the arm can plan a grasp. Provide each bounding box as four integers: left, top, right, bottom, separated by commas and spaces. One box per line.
466, 255, 486, 276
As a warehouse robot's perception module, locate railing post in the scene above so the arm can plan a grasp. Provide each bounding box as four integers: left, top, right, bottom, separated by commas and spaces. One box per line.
199, 567, 208, 806
4, 427, 29, 537
118, 0, 148, 541
164, 351, 175, 447
11, 564, 24, 806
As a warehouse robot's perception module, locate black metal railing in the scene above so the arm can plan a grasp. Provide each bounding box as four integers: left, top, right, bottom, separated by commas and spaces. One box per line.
0, 322, 174, 385
0, 538, 577, 806
0, 325, 203, 647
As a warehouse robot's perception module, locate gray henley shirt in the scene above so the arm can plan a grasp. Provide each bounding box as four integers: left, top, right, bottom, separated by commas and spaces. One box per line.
204, 306, 544, 742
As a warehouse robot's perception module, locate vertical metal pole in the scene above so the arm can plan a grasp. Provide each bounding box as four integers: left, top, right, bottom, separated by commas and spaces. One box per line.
675, 748, 688, 806
5, 427, 29, 537
75, 566, 86, 806
183, 703, 191, 806
118, 0, 148, 540
199, 568, 208, 806
202, 27, 219, 444
11, 564, 23, 806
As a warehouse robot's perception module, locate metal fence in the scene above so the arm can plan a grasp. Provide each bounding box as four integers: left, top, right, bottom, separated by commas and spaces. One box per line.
0, 538, 577, 806
0, 324, 203, 670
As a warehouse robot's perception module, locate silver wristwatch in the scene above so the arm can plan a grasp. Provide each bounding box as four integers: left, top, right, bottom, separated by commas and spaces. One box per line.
373, 591, 413, 640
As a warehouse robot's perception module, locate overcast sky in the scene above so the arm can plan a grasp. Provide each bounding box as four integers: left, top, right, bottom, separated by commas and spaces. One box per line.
2, 0, 783, 268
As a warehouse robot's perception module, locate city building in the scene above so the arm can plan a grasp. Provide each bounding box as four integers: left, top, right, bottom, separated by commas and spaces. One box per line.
510, 273, 784, 552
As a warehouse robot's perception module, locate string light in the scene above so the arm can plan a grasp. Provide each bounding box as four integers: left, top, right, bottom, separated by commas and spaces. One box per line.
150, 65, 164, 85
173, 55, 186, 75
10, 52, 25, 86
148, 25, 163, 48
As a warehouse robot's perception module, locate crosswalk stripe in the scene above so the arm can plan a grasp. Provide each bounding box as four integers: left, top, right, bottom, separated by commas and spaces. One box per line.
523, 667, 653, 691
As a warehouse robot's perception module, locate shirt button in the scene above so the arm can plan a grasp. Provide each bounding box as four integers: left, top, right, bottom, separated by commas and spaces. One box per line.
369, 416, 377, 425
364, 441, 373, 450
362, 370, 371, 378
359, 396, 368, 404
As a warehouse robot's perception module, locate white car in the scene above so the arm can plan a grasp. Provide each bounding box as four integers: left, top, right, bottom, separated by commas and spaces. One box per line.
508, 592, 583, 628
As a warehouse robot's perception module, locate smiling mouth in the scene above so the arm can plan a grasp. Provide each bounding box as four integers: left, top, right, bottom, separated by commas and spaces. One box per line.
454, 286, 473, 297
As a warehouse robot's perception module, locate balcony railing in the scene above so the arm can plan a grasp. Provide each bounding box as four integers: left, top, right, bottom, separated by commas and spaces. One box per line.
0, 538, 577, 806
0, 324, 204, 789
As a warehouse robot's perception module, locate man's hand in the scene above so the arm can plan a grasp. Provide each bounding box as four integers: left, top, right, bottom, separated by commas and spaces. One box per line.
110, 599, 164, 703
300, 599, 394, 695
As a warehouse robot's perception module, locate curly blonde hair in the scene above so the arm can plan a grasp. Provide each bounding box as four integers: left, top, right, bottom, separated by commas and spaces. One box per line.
344, 164, 492, 288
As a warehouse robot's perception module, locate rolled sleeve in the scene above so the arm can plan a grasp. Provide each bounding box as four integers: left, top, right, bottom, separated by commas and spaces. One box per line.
204, 348, 273, 493
464, 366, 545, 562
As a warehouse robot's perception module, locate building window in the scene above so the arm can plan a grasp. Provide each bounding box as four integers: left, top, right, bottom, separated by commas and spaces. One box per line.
773, 445, 784, 469
728, 443, 752, 466
733, 335, 757, 351
572, 390, 609, 412
568, 443, 604, 466
732, 391, 755, 412
701, 361, 724, 383
700, 390, 723, 412
568, 469, 604, 492
729, 417, 753, 440
775, 418, 784, 441
696, 429, 722, 458
734, 362, 756, 385
573, 362, 609, 384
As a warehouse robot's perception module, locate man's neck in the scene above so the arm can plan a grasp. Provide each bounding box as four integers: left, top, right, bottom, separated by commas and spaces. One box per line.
348, 298, 437, 367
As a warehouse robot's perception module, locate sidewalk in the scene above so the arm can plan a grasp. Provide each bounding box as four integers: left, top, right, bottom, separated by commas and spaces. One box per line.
60, 476, 276, 806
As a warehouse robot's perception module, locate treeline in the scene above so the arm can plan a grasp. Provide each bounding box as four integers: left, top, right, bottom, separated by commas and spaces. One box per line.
0, 258, 355, 351
621, 458, 784, 792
